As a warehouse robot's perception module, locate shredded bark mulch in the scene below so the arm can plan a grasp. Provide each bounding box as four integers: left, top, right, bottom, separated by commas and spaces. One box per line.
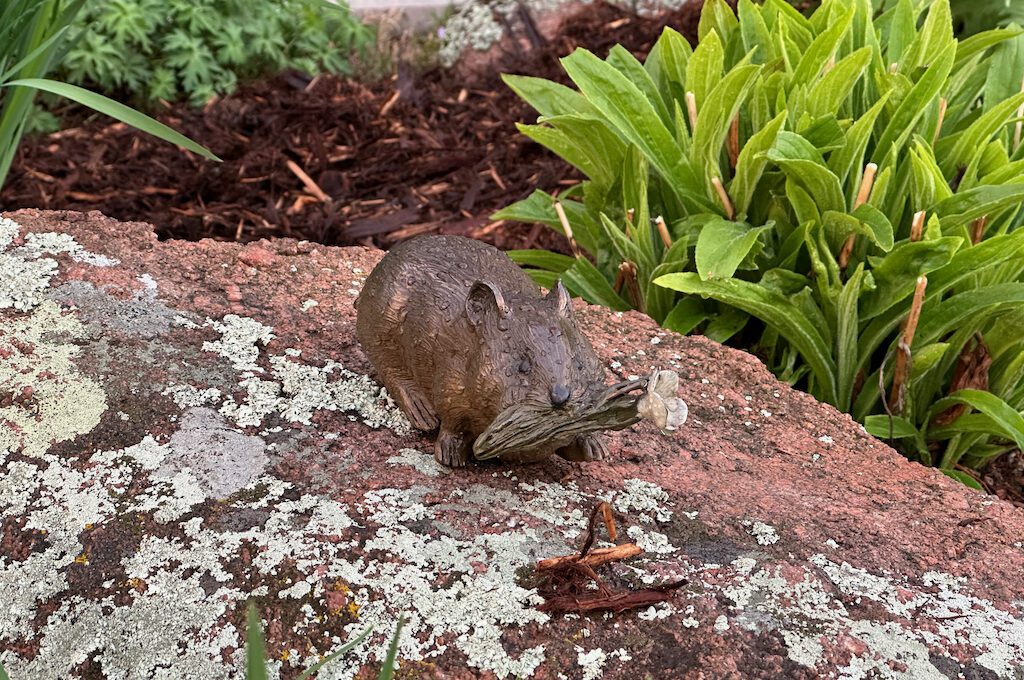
2, 1, 705, 251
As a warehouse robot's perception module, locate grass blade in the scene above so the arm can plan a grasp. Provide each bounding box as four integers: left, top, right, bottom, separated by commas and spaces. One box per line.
378, 616, 407, 680
246, 603, 268, 680
4, 78, 219, 160
296, 627, 373, 680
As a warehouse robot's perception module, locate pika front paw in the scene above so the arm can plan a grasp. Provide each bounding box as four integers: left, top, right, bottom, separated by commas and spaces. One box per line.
434, 428, 470, 468
556, 434, 608, 462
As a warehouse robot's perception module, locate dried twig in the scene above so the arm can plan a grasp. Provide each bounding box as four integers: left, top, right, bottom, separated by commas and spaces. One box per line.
971, 215, 988, 244
685, 91, 698, 130
711, 176, 734, 220
534, 501, 686, 615
285, 160, 330, 202
655, 215, 672, 248
728, 114, 740, 168
888, 276, 927, 415
909, 210, 926, 242
838, 162, 878, 269
554, 201, 581, 257
618, 261, 644, 312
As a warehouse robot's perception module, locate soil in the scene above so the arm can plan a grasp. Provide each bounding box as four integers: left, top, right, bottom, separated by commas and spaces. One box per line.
2, 0, 706, 252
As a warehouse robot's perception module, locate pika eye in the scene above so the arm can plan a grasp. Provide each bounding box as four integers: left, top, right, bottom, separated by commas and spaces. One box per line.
518, 358, 532, 374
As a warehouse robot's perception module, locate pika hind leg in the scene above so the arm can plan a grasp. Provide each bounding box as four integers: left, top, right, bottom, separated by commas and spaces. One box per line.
556, 434, 608, 462
435, 426, 471, 468
388, 379, 439, 431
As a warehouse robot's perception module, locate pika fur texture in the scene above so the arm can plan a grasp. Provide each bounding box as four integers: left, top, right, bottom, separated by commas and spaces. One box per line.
354, 235, 607, 466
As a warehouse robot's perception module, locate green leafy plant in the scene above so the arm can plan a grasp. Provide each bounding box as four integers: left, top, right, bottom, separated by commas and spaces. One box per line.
59, 0, 374, 106
244, 601, 406, 679
0, 0, 218, 190
948, 0, 1024, 36
497, 0, 1024, 484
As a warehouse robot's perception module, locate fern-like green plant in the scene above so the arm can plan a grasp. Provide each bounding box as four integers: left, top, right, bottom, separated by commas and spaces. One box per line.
60, 0, 374, 107
498, 0, 1024, 485
0, 0, 218, 190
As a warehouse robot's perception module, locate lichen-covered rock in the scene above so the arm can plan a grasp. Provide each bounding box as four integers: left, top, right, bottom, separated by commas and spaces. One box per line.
1, 209, 1023, 679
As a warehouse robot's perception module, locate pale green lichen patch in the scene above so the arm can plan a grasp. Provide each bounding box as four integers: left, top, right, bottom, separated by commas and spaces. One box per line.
167, 315, 411, 434
717, 553, 1024, 677
0, 300, 107, 456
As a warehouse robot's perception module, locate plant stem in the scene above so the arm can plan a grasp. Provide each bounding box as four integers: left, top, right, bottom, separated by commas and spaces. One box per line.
888, 275, 927, 415
553, 201, 580, 257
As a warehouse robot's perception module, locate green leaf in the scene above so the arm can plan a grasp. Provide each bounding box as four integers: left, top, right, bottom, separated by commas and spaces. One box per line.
644, 27, 691, 105
518, 115, 625, 189
507, 249, 575, 272
599, 212, 652, 274
829, 93, 891, 193
836, 265, 867, 411
491, 191, 600, 255
940, 469, 984, 490
695, 218, 767, 281
563, 257, 631, 311
525, 269, 561, 289
656, 272, 837, 404
5, 78, 219, 160
607, 44, 672, 129
927, 389, 1024, 453
731, 111, 786, 215
378, 616, 407, 680
884, 0, 916, 65
871, 47, 955, 164
807, 46, 873, 118
691, 64, 762, 183
916, 283, 1024, 347
864, 414, 920, 439
502, 74, 596, 117
955, 27, 1024, 70
662, 297, 708, 335
769, 132, 845, 213
939, 92, 1024, 175
561, 49, 706, 211
933, 184, 1024, 231
296, 627, 373, 680
703, 305, 749, 342
791, 2, 854, 85
686, 29, 725, 120
698, 0, 739, 45
902, 0, 954, 73
246, 603, 268, 680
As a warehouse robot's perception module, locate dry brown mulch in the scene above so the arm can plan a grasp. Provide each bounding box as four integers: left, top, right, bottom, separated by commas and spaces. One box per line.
2, 1, 704, 251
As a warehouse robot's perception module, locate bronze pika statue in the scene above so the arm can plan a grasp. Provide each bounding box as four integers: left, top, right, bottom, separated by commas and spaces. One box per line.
355, 235, 610, 467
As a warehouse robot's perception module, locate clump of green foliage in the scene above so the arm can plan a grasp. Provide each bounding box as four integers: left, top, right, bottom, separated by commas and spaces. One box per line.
497, 0, 1024, 485
60, 0, 374, 106
0, 0, 217, 190
948, 0, 1024, 36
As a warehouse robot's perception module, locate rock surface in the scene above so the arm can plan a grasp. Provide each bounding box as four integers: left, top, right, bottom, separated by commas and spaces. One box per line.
1, 209, 1023, 679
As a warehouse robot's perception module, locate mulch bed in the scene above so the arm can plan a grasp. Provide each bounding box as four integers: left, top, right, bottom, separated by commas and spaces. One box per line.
2, 0, 705, 252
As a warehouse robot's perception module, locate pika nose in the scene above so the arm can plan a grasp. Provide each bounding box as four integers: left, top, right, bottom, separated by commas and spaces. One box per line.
550, 384, 571, 407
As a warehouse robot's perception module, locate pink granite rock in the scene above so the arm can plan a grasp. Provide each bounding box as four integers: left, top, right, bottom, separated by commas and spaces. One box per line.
1, 209, 1023, 679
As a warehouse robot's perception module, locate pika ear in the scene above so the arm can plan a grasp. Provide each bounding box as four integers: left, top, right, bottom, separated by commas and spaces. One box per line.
466, 281, 510, 326
546, 280, 573, 317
